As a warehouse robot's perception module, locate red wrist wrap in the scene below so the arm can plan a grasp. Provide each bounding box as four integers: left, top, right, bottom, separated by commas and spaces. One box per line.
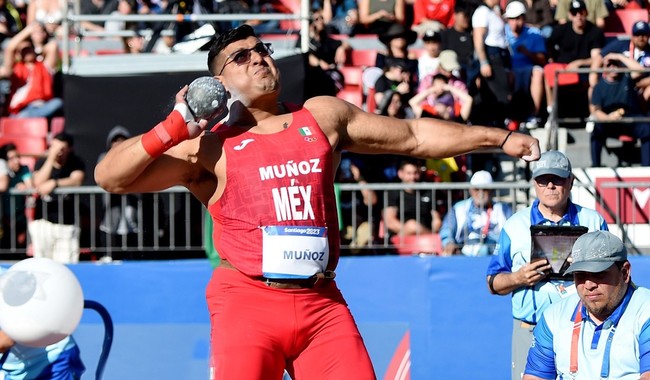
141, 110, 189, 158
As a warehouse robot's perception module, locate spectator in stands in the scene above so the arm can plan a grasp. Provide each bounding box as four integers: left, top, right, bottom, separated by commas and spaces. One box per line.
317, 0, 361, 35
375, 22, 419, 77
374, 58, 416, 112
472, 0, 512, 127
589, 52, 650, 167
504, 1, 548, 130
29, 21, 59, 64
26, 0, 65, 36
0, 22, 62, 118
377, 89, 416, 117
243, 0, 282, 35
409, 72, 473, 121
601, 20, 650, 101
79, 0, 118, 32
96, 126, 139, 258
0, 143, 32, 249
304, 8, 351, 97
554, 0, 608, 28
439, 170, 512, 256
418, 29, 443, 81
383, 159, 443, 239
440, 5, 474, 77
358, 0, 405, 35
486, 150, 608, 380
516, 0, 555, 38
122, 24, 146, 54
411, 0, 455, 35
336, 153, 378, 250
28, 132, 85, 264
435, 49, 466, 84
104, 0, 138, 34
0, 0, 22, 43
544, 0, 605, 122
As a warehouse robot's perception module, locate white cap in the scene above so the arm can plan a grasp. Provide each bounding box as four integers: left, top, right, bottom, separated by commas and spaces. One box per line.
470, 170, 493, 186
504, 1, 526, 18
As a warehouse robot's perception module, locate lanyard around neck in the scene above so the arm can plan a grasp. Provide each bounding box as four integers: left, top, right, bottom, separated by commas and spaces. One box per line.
569, 303, 618, 379
479, 206, 492, 238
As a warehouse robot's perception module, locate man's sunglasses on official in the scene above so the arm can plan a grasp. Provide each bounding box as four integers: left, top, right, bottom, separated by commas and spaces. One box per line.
218, 43, 274, 75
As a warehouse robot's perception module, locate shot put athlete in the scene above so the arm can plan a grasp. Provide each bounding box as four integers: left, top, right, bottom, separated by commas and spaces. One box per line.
95, 25, 540, 380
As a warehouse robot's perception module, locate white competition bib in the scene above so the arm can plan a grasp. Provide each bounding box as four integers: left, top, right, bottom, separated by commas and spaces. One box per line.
261, 226, 329, 279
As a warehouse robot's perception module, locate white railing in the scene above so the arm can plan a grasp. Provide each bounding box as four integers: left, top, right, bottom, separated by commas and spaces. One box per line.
1, 179, 645, 260
60, 0, 312, 73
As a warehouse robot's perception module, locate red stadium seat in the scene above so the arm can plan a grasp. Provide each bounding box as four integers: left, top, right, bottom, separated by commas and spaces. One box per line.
337, 87, 363, 107
50, 116, 65, 136
0, 136, 47, 156
339, 65, 363, 87
0, 117, 48, 138
390, 234, 442, 255
619, 134, 636, 143
604, 9, 649, 36
19, 156, 37, 171
94, 49, 125, 55
350, 49, 378, 68
337, 66, 364, 107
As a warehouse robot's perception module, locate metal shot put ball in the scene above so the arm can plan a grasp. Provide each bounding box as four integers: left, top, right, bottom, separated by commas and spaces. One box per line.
185, 77, 227, 121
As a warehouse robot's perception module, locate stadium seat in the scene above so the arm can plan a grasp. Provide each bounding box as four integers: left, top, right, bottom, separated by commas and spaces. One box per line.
0, 117, 49, 138
0, 136, 47, 156
337, 66, 364, 107
619, 134, 636, 143
19, 156, 37, 171
50, 116, 65, 136
94, 49, 125, 55
337, 87, 363, 107
350, 49, 378, 68
339, 65, 363, 87
604, 9, 649, 36
390, 234, 442, 255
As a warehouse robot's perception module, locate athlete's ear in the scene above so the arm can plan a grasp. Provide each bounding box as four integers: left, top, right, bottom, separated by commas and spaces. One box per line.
216, 76, 230, 94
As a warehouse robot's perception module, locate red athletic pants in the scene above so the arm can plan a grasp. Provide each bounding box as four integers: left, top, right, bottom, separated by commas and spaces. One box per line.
206, 266, 376, 380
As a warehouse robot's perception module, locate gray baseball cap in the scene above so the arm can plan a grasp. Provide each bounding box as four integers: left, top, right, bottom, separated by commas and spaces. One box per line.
532, 150, 572, 179
565, 231, 627, 274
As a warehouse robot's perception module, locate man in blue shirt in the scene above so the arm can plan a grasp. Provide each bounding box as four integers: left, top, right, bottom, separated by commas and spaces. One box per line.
600, 20, 650, 67
524, 231, 650, 380
440, 170, 512, 256
486, 150, 608, 380
589, 52, 650, 167
504, 1, 548, 129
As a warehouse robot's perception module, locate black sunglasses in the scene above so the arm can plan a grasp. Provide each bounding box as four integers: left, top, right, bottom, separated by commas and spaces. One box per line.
218, 42, 273, 75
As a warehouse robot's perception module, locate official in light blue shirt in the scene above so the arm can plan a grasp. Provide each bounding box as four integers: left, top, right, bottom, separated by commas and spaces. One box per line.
440, 170, 512, 256
524, 231, 650, 380
486, 151, 608, 380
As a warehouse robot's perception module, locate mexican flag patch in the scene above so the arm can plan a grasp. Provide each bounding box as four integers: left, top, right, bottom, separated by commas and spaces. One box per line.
299, 127, 312, 136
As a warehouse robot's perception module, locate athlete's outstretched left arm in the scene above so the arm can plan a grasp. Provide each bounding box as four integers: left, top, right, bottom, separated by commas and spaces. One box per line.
307, 96, 540, 161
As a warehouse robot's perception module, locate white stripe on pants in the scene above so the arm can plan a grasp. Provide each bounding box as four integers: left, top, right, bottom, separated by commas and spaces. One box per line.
28, 219, 81, 264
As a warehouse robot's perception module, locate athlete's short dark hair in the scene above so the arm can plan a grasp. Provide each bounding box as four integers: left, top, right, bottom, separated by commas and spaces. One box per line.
207, 25, 258, 76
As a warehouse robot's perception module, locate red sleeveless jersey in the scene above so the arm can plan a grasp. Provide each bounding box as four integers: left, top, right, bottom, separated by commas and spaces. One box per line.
208, 106, 340, 277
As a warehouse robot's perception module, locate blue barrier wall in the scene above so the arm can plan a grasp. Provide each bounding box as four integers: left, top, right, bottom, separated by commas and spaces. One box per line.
69, 256, 650, 379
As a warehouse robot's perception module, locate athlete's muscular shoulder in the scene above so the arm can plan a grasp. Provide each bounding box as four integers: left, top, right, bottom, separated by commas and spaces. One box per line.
303, 96, 356, 149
